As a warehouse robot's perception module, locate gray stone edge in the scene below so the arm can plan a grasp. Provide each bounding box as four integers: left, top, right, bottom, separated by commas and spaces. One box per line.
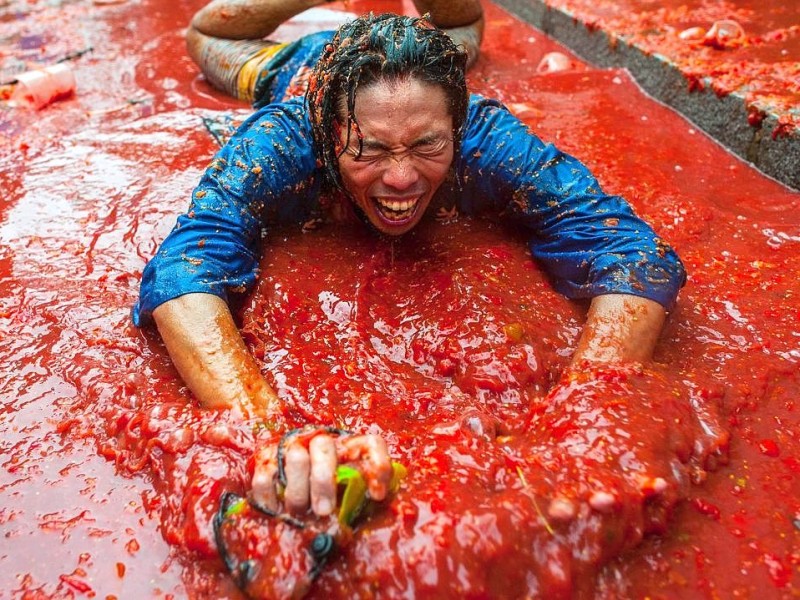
492, 0, 799, 190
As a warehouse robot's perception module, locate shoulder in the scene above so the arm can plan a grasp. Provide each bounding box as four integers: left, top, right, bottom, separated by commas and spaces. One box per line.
459, 94, 548, 172
465, 94, 520, 129
462, 94, 542, 151
222, 97, 316, 165
198, 97, 319, 198
240, 97, 312, 140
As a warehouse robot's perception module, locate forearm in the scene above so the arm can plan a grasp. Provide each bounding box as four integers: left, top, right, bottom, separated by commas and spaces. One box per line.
152, 293, 280, 420
572, 294, 667, 365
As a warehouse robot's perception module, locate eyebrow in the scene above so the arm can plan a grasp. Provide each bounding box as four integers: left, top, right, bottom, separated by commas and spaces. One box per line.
358, 133, 448, 151
360, 139, 391, 152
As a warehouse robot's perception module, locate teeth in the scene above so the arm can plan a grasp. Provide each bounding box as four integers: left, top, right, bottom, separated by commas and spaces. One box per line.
374, 197, 418, 220
376, 197, 416, 211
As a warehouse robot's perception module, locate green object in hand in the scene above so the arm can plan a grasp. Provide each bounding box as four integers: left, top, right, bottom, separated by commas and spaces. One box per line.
223, 496, 248, 519
336, 462, 407, 527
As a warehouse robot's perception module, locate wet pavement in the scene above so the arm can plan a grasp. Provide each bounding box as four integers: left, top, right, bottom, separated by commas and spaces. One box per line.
494, 0, 800, 190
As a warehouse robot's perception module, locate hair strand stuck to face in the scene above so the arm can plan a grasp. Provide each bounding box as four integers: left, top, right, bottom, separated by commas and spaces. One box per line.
306, 13, 468, 191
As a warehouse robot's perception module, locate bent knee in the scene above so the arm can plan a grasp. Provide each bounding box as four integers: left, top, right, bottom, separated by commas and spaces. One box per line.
413, 0, 484, 29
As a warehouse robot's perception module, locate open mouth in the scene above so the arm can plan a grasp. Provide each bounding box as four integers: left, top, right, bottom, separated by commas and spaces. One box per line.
373, 196, 420, 223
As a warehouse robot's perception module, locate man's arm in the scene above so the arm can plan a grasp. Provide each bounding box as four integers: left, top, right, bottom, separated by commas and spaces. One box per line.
572, 294, 666, 365
152, 293, 280, 420
456, 99, 684, 367
153, 292, 394, 516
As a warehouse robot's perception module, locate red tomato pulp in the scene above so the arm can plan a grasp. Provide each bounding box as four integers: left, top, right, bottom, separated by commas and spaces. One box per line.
1, 0, 798, 597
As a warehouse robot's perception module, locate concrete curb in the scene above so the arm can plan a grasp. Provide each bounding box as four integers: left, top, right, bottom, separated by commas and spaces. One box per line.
493, 0, 800, 191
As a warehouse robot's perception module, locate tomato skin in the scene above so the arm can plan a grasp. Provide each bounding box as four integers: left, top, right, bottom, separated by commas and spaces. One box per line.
757, 439, 780, 457
691, 498, 722, 521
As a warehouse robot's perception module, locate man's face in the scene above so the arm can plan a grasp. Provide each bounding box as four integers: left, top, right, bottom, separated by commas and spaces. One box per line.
336, 78, 455, 236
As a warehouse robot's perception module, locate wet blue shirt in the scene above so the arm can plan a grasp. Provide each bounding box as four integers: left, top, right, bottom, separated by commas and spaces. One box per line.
133, 93, 686, 325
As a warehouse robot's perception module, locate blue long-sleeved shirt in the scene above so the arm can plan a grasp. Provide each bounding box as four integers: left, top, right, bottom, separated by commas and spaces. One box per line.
133, 92, 685, 325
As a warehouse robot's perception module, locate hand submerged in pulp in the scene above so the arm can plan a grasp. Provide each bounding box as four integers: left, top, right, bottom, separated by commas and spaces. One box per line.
250, 429, 394, 518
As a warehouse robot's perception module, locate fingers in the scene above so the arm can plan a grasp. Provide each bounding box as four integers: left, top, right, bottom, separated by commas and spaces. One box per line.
309, 435, 337, 516
338, 434, 392, 501
251, 447, 280, 511
251, 431, 395, 519
250, 433, 340, 516
283, 441, 311, 514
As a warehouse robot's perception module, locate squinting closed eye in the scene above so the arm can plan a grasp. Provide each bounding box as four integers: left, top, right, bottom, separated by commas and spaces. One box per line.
349, 136, 452, 163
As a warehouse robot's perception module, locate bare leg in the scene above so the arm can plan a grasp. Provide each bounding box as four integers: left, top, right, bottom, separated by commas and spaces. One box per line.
186, 0, 331, 100
412, 0, 483, 28
191, 0, 329, 40
442, 20, 484, 68
185, 28, 276, 100
413, 0, 485, 67
186, 0, 485, 99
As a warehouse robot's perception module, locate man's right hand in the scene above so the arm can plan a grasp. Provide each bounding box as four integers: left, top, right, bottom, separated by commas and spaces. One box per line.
251, 430, 393, 517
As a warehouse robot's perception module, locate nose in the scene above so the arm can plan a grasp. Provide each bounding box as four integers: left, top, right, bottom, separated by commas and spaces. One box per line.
381, 155, 420, 191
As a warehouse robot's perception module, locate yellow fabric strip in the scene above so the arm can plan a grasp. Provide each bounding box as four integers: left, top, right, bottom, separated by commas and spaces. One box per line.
237, 43, 288, 102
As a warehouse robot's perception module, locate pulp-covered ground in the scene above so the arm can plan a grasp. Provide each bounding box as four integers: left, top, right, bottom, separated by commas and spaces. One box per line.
536, 0, 800, 133
1, 0, 799, 598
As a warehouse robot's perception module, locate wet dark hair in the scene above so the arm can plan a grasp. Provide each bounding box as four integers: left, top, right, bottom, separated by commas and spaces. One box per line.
306, 13, 468, 192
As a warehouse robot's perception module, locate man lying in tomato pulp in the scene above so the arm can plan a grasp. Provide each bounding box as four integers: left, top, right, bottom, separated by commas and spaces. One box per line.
132, 0, 724, 595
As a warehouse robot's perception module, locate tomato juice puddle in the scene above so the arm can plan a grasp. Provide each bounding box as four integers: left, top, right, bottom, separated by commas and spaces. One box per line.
2, 0, 799, 597
92, 216, 730, 598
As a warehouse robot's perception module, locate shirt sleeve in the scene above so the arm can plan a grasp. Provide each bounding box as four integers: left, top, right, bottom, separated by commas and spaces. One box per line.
457, 95, 687, 309
132, 98, 318, 325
